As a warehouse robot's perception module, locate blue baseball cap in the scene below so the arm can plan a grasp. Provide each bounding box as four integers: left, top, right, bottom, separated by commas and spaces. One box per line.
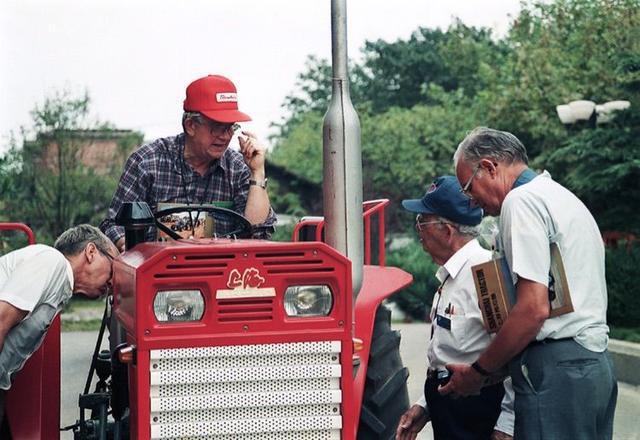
401, 176, 483, 226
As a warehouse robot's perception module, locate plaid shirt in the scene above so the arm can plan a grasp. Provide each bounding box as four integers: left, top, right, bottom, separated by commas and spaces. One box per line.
100, 133, 276, 243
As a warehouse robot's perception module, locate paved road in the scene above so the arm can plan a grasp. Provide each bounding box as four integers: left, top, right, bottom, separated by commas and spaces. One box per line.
61, 326, 640, 439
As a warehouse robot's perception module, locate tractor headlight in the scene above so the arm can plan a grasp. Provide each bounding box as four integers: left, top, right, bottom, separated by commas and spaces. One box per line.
284, 285, 333, 317
153, 290, 205, 322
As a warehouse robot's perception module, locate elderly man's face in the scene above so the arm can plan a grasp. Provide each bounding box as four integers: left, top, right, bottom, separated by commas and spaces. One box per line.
187, 116, 239, 163
455, 159, 502, 216
415, 214, 452, 265
73, 243, 119, 299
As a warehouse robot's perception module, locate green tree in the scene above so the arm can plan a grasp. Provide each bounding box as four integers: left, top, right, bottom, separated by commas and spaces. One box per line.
489, 0, 640, 232
270, 21, 505, 224
0, 90, 142, 244
359, 22, 506, 113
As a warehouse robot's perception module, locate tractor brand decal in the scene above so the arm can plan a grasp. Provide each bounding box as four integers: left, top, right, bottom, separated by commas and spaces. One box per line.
216, 267, 276, 299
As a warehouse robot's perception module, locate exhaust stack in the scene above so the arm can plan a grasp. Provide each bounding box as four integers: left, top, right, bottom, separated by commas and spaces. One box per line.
323, 0, 363, 296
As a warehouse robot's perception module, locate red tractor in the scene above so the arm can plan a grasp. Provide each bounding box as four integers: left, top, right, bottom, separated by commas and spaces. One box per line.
1, 1, 413, 438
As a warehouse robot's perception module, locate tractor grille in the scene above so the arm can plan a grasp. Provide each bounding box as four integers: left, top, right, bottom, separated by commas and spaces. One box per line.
149, 341, 343, 439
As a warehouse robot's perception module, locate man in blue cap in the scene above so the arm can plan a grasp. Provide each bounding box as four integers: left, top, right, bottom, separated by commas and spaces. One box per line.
395, 176, 514, 440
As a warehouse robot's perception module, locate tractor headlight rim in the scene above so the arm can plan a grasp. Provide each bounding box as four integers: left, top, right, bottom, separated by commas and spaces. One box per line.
153, 289, 205, 323
284, 285, 333, 317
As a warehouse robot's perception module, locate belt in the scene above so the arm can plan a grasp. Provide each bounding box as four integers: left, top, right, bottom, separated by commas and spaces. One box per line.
527, 336, 574, 348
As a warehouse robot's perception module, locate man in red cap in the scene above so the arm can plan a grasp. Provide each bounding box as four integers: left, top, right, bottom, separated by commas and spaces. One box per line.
101, 75, 276, 249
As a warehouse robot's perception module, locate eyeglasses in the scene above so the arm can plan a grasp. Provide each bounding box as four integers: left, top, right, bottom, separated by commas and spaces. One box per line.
198, 119, 241, 136
96, 245, 115, 294
415, 215, 449, 232
460, 164, 481, 197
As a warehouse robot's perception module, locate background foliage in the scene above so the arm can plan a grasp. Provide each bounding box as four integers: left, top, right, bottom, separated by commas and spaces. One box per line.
0, 90, 142, 245
270, 0, 640, 234
268, 0, 640, 322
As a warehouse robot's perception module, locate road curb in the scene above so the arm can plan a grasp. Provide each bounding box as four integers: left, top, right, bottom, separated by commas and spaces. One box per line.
609, 339, 640, 386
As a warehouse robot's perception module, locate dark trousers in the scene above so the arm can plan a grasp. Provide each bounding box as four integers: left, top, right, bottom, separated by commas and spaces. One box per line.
424, 377, 504, 440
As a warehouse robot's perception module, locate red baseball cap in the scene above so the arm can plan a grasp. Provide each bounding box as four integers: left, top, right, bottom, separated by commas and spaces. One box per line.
183, 75, 252, 123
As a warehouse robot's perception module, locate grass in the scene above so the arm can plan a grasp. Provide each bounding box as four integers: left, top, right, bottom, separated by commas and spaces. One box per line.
61, 319, 102, 332
66, 296, 107, 311
61, 296, 106, 332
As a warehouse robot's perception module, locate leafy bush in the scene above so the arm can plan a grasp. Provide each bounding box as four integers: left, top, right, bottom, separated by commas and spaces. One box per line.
606, 245, 640, 327
386, 239, 440, 321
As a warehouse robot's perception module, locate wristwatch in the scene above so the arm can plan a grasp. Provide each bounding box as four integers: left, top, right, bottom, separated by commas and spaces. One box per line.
471, 361, 492, 377
249, 178, 268, 189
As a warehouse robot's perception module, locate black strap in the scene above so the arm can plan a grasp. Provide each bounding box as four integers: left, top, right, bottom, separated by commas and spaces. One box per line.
430, 274, 450, 339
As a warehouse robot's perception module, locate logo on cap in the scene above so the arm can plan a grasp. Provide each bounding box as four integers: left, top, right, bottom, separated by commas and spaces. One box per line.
216, 93, 238, 103
427, 182, 438, 194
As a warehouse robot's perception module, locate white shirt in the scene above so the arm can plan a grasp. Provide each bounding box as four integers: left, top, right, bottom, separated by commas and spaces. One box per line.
0, 244, 74, 389
416, 239, 514, 435
500, 171, 609, 352
0, 244, 74, 316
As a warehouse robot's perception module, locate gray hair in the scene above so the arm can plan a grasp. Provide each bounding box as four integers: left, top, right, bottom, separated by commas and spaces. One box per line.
435, 216, 480, 238
54, 224, 114, 257
182, 111, 203, 131
453, 127, 528, 167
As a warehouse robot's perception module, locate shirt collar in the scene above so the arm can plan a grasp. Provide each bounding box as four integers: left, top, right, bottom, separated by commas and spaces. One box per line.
436, 238, 483, 282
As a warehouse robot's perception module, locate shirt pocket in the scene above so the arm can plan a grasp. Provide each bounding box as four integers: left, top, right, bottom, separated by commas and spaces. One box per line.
436, 314, 472, 353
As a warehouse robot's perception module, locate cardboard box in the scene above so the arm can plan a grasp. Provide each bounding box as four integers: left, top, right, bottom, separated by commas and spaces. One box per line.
471, 257, 515, 333
471, 243, 573, 333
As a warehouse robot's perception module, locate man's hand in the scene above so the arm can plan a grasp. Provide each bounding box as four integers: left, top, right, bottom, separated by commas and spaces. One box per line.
395, 404, 429, 440
238, 131, 266, 173
491, 429, 513, 440
438, 363, 485, 397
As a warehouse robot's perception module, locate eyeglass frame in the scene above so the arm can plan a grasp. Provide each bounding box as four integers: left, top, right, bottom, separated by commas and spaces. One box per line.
185, 112, 240, 136
96, 244, 115, 295
415, 215, 452, 232
460, 164, 481, 196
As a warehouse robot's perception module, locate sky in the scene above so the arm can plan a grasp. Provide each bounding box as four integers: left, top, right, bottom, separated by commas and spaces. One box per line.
0, 0, 523, 152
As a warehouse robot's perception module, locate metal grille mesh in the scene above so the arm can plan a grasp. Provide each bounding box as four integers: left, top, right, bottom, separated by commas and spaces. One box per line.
149, 341, 342, 439
161, 431, 340, 440
151, 377, 338, 398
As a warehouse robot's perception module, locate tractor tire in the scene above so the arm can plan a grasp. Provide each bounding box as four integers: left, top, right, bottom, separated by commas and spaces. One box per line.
357, 305, 410, 440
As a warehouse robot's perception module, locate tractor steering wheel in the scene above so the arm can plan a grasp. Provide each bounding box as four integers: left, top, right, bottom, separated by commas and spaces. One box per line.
154, 205, 253, 240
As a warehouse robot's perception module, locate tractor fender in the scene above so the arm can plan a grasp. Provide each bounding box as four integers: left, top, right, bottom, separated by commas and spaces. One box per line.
351, 265, 412, 436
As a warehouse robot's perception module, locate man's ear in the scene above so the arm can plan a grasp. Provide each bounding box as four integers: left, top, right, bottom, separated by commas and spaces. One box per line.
184, 117, 198, 136
84, 242, 98, 263
444, 223, 456, 240
479, 158, 498, 178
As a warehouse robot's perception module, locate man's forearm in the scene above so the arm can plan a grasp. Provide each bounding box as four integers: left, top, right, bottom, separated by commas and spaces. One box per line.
0, 301, 28, 352
477, 278, 549, 372
244, 170, 271, 225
